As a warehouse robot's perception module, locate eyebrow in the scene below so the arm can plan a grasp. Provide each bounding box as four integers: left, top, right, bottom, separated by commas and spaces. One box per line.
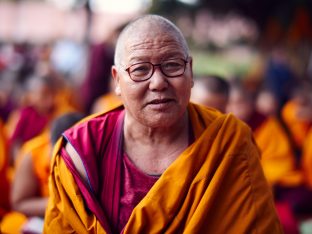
128, 52, 187, 64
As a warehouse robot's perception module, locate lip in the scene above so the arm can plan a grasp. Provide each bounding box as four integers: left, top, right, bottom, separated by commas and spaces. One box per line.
145, 98, 175, 110
147, 98, 174, 105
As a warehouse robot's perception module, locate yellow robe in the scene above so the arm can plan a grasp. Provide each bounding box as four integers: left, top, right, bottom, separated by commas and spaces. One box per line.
302, 129, 312, 188
91, 92, 122, 114
44, 104, 282, 233
0, 119, 10, 218
282, 100, 311, 148
0, 132, 51, 233
254, 117, 303, 187
27, 132, 51, 196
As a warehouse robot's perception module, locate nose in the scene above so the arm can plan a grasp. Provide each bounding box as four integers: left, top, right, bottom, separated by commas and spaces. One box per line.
148, 66, 168, 91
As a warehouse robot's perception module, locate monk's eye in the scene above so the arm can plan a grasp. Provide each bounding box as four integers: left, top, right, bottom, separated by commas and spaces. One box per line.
129, 63, 151, 77
161, 59, 186, 77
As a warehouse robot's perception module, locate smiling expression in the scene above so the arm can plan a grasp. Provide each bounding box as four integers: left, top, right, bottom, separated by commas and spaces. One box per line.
112, 20, 193, 128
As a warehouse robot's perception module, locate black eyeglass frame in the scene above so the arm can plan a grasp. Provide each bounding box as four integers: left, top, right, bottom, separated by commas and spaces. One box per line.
124, 58, 189, 82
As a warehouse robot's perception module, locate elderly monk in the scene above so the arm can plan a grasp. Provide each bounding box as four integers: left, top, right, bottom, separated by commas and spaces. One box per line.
44, 15, 282, 234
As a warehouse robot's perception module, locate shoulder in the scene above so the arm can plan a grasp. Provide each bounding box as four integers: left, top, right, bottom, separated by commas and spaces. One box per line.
62, 107, 124, 158
64, 107, 123, 140
189, 102, 252, 142
218, 113, 256, 154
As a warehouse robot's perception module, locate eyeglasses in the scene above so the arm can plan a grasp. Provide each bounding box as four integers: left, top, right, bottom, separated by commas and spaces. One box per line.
125, 58, 188, 82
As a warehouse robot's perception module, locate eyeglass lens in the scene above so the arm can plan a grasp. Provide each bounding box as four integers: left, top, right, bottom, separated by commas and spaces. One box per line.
128, 59, 186, 81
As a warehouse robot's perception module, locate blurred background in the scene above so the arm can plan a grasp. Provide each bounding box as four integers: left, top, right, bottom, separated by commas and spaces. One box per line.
1, 0, 312, 79
1, 0, 312, 112
1, 0, 312, 109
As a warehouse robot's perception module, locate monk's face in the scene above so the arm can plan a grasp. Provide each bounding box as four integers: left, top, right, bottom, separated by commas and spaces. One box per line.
29, 84, 56, 114
112, 25, 193, 128
226, 89, 253, 122
191, 82, 228, 113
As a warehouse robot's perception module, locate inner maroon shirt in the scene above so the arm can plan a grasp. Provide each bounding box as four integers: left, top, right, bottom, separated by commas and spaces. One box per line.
118, 153, 159, 233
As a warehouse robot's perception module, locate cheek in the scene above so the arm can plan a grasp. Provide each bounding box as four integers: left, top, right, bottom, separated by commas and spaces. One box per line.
120, 82, 145, 106
178, 81, 192, 101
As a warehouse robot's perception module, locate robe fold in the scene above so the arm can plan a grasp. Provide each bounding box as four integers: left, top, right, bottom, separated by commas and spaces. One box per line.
44, 103, 282, 234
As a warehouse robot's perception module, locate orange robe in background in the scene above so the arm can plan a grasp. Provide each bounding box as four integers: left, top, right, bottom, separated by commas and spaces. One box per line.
0, 132, 51, 233
0, 119, 10, 219
54, 86, 81, 116
302, 129, 312, 188
44, 104, 282, 233
91, 92, 122, 114
21, 131, 51, 197
254, 116, 303, 187
282, 100, 311, 148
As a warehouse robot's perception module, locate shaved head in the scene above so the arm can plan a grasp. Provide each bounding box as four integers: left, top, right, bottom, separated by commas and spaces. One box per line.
114, 14, 189, 67
111, 14, 193, 129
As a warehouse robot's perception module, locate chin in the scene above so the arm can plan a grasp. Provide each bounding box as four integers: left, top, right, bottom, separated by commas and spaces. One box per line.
139, 111, 184, 128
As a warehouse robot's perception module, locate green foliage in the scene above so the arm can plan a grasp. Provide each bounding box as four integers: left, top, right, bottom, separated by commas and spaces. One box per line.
192, 49, 256, 78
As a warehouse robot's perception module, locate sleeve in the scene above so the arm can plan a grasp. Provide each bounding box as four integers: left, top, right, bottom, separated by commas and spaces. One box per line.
43, 154, 106, 234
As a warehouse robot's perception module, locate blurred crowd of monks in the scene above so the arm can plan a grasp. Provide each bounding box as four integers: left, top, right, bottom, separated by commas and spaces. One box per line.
0, 40, 311, 233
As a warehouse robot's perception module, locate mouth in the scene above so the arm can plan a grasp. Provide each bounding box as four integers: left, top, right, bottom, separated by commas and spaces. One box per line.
147, 98, 174, 105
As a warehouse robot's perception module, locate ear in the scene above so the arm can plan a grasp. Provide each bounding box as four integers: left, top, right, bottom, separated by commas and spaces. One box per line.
111, 66, 121, 96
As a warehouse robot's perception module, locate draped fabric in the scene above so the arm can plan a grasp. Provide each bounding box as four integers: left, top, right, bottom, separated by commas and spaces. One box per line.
44, 103, 282, 234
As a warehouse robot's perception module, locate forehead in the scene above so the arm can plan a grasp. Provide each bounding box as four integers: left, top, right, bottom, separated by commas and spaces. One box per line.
122, 27, 186, 63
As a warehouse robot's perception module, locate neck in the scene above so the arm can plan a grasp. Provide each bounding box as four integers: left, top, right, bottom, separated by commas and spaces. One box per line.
124, 111, 189, 147
123, 111, 190, 175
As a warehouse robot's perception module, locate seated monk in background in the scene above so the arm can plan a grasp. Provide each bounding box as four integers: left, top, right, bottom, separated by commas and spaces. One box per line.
0, 112, 84, 234
44, 14, 282, 234
256, 88, 279, 117
281, 82, 312, 149
190, 74, 229, 113
227, 83, 312, 233
227, 83, 303, 187
7, 73, 77, 165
